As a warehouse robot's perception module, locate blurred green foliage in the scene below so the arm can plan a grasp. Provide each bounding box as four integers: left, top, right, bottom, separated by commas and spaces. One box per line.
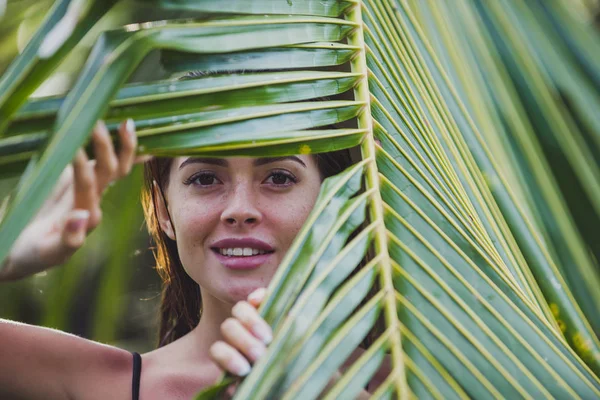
0, 165, 161, 352
0, 0, 165, 352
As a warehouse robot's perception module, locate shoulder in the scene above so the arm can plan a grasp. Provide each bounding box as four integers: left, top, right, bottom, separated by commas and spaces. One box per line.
138, 343, 222, 400
67, 340, 134, 400
0, 320, 133, 400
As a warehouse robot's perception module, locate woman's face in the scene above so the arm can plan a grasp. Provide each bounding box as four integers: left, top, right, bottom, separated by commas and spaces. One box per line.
158, 156, 322, 304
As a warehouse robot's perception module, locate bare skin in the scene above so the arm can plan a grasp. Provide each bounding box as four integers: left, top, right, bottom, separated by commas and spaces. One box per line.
0, 121, 382, 399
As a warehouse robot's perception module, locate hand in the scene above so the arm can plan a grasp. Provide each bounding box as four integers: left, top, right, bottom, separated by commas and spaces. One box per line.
1, 119, 148, 281
210, 289, 372, 399
210, 288, 273, 377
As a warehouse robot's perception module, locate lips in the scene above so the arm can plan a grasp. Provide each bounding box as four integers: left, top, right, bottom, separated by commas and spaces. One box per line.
210, 238, 275, 270
211, 238, 274, 252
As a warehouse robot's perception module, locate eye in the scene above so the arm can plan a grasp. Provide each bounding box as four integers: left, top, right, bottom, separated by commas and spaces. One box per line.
264, 171, 297, 187
184, 172, 222, 187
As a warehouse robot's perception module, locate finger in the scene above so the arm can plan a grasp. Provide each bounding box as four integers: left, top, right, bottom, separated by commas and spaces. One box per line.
209, 341, 251, 377
231, 301, 272, 345
247, 287, 266, 308
92, 120, 119, 193
116, 119, 137, 178
221, 318, 266, 363
134, 154, 153, 164
73, 149, 101, 229
61, 209, 90, 251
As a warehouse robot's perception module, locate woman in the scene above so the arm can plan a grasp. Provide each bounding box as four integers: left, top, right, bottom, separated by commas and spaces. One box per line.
0, 119, 381, 399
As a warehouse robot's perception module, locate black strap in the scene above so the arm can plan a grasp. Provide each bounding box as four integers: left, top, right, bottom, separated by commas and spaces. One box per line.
132, 352, 142, 400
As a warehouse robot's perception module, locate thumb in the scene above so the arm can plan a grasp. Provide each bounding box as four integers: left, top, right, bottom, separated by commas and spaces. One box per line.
6, 209, 91, 279
61, 209, 90, 251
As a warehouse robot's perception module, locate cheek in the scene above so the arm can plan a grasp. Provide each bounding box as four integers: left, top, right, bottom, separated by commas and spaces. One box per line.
170, 196, 222, 269
267, 187, 320, 251
177, 201, 214, 238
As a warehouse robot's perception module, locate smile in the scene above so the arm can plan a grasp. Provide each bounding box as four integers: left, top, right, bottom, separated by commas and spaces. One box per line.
210, 238, 275, 270
216, 247, 272, 257
211, 248, 275, 270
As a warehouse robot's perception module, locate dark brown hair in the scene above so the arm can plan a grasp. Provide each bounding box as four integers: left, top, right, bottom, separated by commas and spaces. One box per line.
142, 150, 353, 347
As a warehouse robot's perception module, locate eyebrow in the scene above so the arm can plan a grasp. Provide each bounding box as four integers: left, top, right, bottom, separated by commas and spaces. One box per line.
179, 158, 228, 169
253, 156, 306, 168
178, 156, 306, 170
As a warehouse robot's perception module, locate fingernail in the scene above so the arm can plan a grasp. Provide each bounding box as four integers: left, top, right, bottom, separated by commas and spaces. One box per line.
248, 288, 266, 303
126, 118, 135, 134
231, 358, 251, 376
95, 120, 106, 131
253, 324, 272, 345
67, 210, 89, 231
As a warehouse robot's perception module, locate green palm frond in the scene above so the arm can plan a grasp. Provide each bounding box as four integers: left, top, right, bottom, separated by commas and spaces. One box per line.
1, 0, 599, 398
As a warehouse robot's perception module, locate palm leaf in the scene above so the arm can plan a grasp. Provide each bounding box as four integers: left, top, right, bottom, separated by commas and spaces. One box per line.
1, 0, 599, 398
0, 0, 118, 133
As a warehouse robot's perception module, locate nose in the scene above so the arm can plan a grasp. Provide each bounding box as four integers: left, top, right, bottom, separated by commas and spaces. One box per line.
220, 183, 262, 227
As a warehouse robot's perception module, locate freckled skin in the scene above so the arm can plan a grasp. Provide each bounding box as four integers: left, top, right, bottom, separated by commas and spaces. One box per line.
162, 156, 322, 305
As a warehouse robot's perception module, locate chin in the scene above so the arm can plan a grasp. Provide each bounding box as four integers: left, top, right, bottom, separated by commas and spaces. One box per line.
220, 279, 269, 305
197, 255, 278, 305
216, 288, 254, 307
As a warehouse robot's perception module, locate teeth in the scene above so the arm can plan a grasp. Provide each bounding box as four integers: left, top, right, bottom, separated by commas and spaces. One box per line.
217, 247, 269, 257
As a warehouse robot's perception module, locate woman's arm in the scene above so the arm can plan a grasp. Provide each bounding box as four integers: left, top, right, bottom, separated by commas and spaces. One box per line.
0, 319, 132, 400
0, 120, 144, 399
